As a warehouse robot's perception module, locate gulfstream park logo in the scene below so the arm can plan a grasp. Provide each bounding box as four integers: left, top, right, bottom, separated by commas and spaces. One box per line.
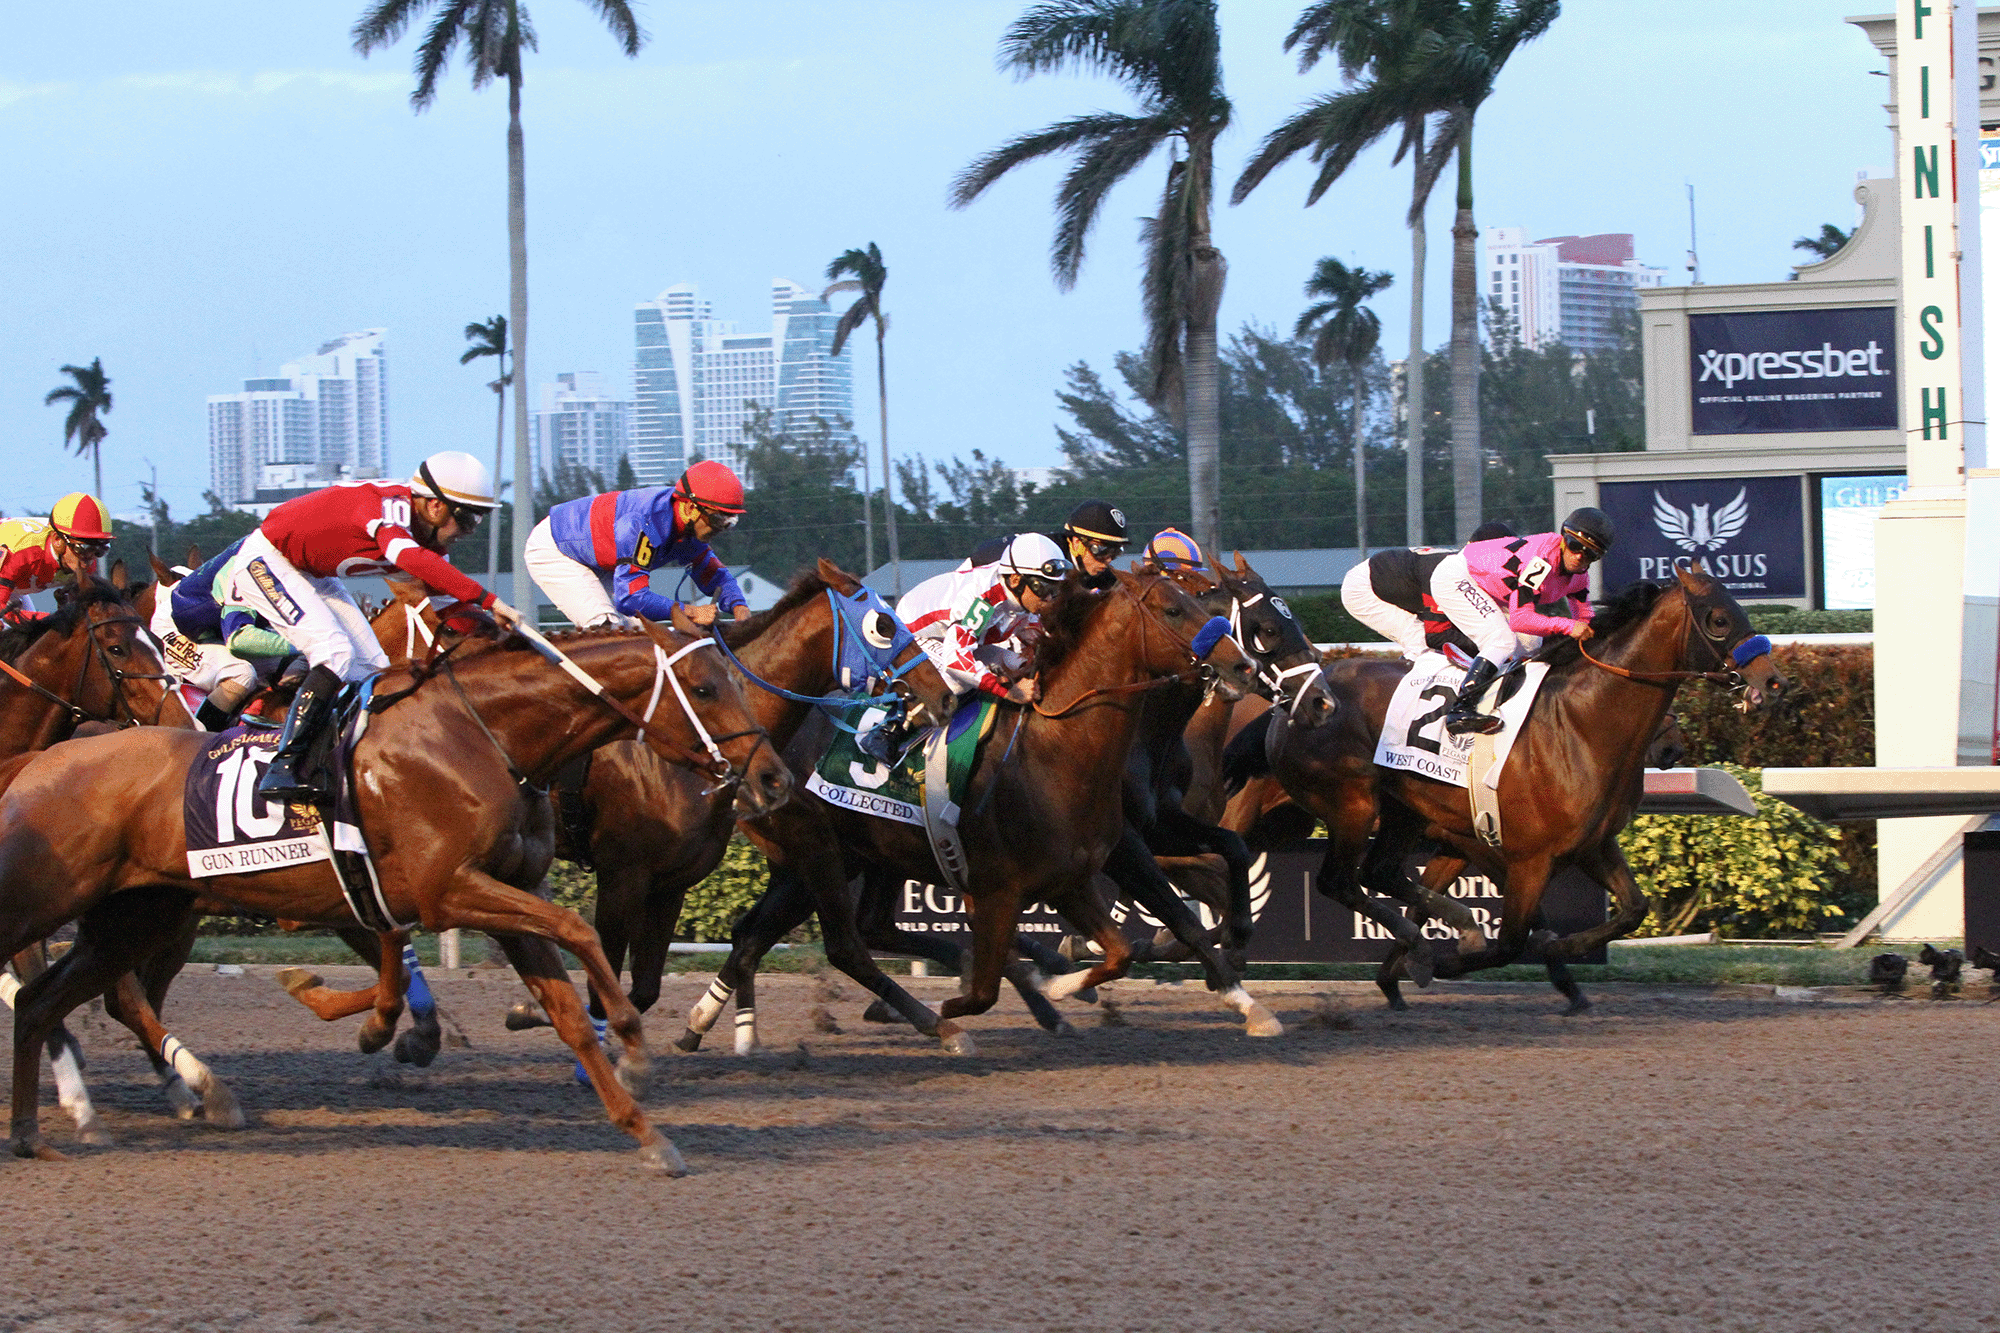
1638, 488, 1767, 581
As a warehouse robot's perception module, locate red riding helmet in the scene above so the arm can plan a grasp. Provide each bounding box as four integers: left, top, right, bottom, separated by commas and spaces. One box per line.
674, 460, 746, 515
50, 492, 113, 542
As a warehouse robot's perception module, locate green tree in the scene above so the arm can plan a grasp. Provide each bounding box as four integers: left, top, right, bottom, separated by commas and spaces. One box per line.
353, 0, 644, 609
45, 357, 113, 503
615, 454, 638, 489
1295, 257, 1392, 550
460, 313, 510, 578
825, 242, 900, 592
708, 404, 867, 580
950, 0, 1232, 556
1792, 223, 1851, 262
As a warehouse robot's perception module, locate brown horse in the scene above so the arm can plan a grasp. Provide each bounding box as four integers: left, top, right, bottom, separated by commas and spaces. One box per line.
679, 569, 1262, 1052
1225, 568, 1785, 1006
0, 614, 790, 1170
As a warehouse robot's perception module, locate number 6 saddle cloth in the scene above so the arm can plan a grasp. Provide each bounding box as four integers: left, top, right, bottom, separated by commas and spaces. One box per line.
1372, 651, 1549, 792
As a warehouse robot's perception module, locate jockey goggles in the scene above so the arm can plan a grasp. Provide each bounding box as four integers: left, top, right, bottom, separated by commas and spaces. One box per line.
1560, 532, 1603, 564
417, 461, 487, 532
698, 506, 739, 531
1076, 537, 1127, 562
62, 533, 111, 559
1014, 557, 1072, 600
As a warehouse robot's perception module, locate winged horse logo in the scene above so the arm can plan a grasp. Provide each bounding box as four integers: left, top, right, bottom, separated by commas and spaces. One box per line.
1652, 488, 1750, 552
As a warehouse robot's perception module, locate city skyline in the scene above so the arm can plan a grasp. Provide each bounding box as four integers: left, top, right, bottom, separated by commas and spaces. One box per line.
206, 328, 387, 514
1482, 229, 1670, 354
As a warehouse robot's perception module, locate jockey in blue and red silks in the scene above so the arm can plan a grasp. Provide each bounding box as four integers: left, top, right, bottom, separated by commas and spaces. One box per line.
525, 460, 751, 630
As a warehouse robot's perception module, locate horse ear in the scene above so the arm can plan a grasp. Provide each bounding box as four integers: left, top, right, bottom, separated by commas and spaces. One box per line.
109, 559, 129, 591
185, 544, 202, 567
147, 551, 175, 584
816, 556, 860, 595
1232, 550, 1249, 575
1674, 565, 1713, 594
388, 577, 428, 608
668, 603, 700, 637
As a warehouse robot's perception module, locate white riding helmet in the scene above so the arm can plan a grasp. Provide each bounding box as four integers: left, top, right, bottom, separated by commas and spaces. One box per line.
999, 532, 1070, 580
410, 450, 499, 510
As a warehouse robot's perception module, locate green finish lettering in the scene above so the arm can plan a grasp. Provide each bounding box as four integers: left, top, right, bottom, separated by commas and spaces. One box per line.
1923, 387, 1949, 439
1927, 223, 1936, 278
1914, 144, 1940, 198
1920, 305, 1947, 358
1922, 64, 1930, 118
1915, 0, 1932, 40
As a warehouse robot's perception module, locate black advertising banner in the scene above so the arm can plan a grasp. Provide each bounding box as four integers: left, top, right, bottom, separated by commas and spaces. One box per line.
892, 843, 1607, 966
1689, 307, 1896, 435
1598, 476, 1806, 599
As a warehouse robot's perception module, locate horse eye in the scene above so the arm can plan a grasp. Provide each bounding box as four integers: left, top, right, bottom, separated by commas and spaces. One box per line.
693, 685, 714, 701
1165, 604, 1184, 618
109, 645, 126, 656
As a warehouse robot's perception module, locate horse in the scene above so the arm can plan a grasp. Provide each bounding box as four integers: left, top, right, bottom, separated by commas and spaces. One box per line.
1224, 567, 1785, 1009
0, 613, 791, 1171
678, 569, 1263, 1052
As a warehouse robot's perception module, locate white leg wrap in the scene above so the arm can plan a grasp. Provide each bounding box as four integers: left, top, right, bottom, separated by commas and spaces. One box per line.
0, 971, 19, 1007
1042, 970, 1095, 1002
733, 1007, 758, 1056
51, 1043, 91, 1114
161, 1035, 209, 1090
686, 980, 731, 1035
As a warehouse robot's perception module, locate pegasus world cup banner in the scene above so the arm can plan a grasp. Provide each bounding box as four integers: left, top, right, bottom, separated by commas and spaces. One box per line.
1598, 476, 1806, 599
1688, 307, 1896, 435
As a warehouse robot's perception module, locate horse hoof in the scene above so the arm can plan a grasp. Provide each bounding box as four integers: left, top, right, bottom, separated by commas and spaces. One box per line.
1075, 986, 1099, 1005
163, 1078, 201, 1121
1458, 928, 1486, 955
201, 1083, 248, 1130
356, 1019, 393, 1055
672, 1030, 704, 1054
1403, 950, 1435, 988
1563, 995, 1593, 1016
504, 1002, 551, 1031
274, 967, 322, 997
862, 999, 906, 1024
76, 1120, 113, 1147
1244, 1009, 1285, 1039
393, 1029, 440, 1068
1052, 1019, 1077, 1037
638, 1136, 689, 1177
937, 1022, 977, 1057
14, 1137, 67, 1162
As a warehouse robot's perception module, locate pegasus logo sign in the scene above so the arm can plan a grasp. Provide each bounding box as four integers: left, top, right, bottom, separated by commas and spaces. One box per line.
1653, 488, 1749, 552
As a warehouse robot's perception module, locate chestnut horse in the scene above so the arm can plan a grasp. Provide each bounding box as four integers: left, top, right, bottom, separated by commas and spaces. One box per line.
0, 615, 790, 1171
679, 570, 1262, 1052
1225, 568, 1785, 1006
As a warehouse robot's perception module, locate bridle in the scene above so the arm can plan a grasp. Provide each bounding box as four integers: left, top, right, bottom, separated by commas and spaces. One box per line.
709, 587, 932, 739
0, 598, 177, 730
1031, 574, 1235, 720
1575, 583, 1769, 690
1163, 564, 1326, 713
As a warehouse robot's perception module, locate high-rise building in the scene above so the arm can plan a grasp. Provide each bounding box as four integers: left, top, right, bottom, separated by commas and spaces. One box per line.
208, 329, 388, 513
1481, 230, 1668, 354
533, 372, 633, 485
629, 279, 853, 486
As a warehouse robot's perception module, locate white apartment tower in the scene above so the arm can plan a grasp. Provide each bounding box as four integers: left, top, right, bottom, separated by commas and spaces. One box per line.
629, 279, 854, 485
208, 329, 388, 511
1482, 230, 1668, 353
533, 372, 634, 484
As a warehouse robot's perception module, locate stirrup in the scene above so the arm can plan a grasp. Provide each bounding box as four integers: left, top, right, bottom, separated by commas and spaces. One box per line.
1444, 709, 1504, 737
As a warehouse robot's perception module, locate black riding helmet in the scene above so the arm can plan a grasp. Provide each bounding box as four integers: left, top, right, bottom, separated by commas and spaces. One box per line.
1559, 506, 1615, 557
1062, 499, 1130, 549
1468, 520, 1517, 543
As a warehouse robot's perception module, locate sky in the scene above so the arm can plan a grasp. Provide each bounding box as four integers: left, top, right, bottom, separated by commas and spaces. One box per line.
0, 0, 1891, 524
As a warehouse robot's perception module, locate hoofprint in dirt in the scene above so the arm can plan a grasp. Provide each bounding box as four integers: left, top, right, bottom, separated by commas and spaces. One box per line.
2, 970, 1997, 1333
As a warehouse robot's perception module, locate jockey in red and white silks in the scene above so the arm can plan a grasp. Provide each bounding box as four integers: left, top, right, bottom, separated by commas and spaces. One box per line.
895, 533, 1071, 706
1431, 506, 1614, 737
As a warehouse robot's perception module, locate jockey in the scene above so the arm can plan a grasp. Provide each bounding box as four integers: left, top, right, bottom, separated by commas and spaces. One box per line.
1435, 507, 1614, 736
966, 499, 1130, 589
1144, 527, 1206, 573
215, 450, 512, 800
151, 537, 266, 730
1339, 521, 1517, 661
897, 532, 1072, 706
526, 460, 750, 630
0, 493, 112, 628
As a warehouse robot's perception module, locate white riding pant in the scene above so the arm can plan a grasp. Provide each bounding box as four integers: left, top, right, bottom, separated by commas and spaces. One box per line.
1340, 562, 1428, 661
148, 593, 256, 696
1427, 553, 1538, 666
525, 518, 632, 629
219, 531, 387, 683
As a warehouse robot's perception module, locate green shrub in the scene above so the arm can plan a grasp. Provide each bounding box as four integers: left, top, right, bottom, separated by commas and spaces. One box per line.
1620, 763, 1852, 937
677, 835, 785, 942
1284, 591, 1373, 644
1742, 605, 1872, 634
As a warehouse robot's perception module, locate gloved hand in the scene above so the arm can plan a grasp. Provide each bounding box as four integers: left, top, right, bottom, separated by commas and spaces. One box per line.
489, 599, 525, 631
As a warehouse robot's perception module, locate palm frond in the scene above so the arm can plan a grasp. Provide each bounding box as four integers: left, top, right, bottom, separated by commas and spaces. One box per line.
408, 0, 479, 106
999, 0, 1156, 96
1049, 115, 1173, 288
1232, 90, 1347, 204
828, 299, 874, 359
1138, 159, 1197, 419
579, 0, 644, 56
1407, 103, 1468, 222
351, 0, 431, 53
949, 111, 1149, 209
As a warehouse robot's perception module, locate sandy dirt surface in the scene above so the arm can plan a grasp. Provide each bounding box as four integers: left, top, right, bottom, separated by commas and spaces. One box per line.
1, 966, 1996, 1333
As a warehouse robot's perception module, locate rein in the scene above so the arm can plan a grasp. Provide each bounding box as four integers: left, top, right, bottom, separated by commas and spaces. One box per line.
0, 603, 174, 729
1573, 593, 1748, 687
709, 589, 925, 733
1030, 578, 1220, 720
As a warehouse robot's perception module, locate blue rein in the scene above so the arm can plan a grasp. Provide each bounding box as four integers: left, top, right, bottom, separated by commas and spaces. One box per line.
709, 589, 925, 735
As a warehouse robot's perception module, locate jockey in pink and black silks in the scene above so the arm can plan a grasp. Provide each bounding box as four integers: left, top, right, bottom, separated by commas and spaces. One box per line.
1432, 507, 1614, 736
526, 460, 749, 630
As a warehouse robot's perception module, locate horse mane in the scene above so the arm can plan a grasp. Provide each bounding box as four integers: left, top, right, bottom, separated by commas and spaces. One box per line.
0, 577, 137, 663
720, 568, 834, 649
1031, 575, 1114, 675
1539, 579, 1668, 671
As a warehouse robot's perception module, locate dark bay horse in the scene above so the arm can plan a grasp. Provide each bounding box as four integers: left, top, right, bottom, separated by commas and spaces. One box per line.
1227, 568, 1785, 1005
680, 569, 1262, 1052
0, 614, 789, 1170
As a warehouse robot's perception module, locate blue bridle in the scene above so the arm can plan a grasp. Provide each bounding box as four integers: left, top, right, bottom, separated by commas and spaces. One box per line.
709, 585, 928, 735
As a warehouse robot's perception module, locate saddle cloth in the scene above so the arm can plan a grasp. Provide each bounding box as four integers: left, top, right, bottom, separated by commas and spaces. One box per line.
1372, 651, 1547, 790
804, 694, 997, 829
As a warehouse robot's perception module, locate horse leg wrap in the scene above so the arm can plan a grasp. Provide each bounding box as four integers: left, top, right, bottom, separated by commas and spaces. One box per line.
686, 980, 731, 1036
1039, 969, 1095, 1003
401, 943, 435, 1021
0, 971, 18, 1008
161, 1034, 245, 1128
575, 1016, 609, 1086
1219, 985, 1284, 1038
733, 1006, 758, 1056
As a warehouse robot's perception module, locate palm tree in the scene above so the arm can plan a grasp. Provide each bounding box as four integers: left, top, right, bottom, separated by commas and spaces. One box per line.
353, 0, 644, 609
45, 358, 113, 502
1296, 258, 1392, 554
825, 243, 898, 592
1793, 223, 1851, 262
1234, 0, 1456, 546
461, 314, 510, 577
951, 0, 1231, 555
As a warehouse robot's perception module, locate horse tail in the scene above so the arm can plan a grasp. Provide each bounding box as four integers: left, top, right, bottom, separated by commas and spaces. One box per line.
1221, 709, 1279, 795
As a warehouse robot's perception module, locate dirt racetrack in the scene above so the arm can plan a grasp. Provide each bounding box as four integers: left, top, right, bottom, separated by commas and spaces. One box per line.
1, 966, 1996, 1333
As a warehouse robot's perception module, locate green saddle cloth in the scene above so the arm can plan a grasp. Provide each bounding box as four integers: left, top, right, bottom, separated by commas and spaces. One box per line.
805, 694, 999, 827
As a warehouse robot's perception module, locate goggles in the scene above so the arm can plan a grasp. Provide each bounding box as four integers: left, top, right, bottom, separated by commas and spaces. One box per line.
1076, 537, 1128, 562
699, 506, 740, 531
1012, 557, 1072, 601
1560, 533, 1602, 564
65, 536, 111, 558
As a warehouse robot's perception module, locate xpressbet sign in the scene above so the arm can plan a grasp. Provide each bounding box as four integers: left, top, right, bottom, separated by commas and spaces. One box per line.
1688, 308, 1897, 435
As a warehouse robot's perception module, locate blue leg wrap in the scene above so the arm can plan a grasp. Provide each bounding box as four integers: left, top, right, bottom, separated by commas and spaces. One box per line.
401, 943, 435, 1021
575, 1016, 608, 1086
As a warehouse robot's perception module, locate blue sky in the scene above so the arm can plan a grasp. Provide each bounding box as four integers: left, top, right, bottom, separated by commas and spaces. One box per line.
1, 0, 1887, 525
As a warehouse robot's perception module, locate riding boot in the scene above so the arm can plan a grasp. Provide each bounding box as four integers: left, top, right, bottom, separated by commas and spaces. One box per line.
258, 664, 341, 802
1443, 657, 1506, 736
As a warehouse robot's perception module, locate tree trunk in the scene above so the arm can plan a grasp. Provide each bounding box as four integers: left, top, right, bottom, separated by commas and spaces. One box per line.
507, 71, 533, 609
1448, 128, 1481, 541
1404, 219, 1426, 547
877, 321, 900, 594
1185, 242, 1226, 559
860, 435, 874, 577
488, 378, 505, 577
92, 439, 103, 508
1350, 359, 1368, 555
